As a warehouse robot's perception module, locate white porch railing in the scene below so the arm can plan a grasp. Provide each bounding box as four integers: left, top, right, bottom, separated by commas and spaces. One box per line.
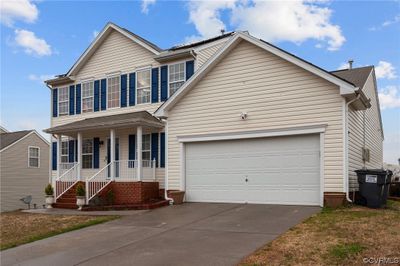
86, 162, 113, 202
55, 162, 79, 200
59, 162, 75, 175
85, 159, 157, 202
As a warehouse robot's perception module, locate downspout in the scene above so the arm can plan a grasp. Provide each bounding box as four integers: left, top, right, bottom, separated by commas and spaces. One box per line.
163, 119, 174, 204
345, 94, 361, 203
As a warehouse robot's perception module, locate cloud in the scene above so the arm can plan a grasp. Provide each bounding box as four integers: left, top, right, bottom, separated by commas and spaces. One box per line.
378, 86, 400, 110
28, 74, 55, 83
141, 0, 156, 14
92, 30, 99, 41
186, 0, 345, 51
14, 29, 52, 56
0, 0, 38, 26
369, 14, 400, 31
337, 62, 349, 70
375, 61, 397, 79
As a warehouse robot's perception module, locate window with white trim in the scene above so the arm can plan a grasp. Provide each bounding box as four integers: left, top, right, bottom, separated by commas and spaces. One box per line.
82, 81, 94, 113
61, 141, 69, 163
169, 62, 185, 96
107, 76, 120, 108
28, 147, 40, 168
142, 134, 151, 161
58, 87, 69, 116
82, 139, 93, 169
136, 69, 151, 104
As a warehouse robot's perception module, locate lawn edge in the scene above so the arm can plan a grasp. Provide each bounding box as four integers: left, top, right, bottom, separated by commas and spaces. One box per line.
0, 215, 120, 251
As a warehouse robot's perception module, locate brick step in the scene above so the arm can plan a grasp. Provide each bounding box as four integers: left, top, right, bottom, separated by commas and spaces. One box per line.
53, 203, 79, 209
58, 194, 76, 199
56, 198, 76, 204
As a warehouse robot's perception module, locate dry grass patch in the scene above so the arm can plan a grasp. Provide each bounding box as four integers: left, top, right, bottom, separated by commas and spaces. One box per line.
241, 201, 400, 266
0, 211, 118, 250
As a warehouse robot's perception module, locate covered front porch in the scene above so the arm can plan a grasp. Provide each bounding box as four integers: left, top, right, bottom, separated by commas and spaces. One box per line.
45, 111, 166, 207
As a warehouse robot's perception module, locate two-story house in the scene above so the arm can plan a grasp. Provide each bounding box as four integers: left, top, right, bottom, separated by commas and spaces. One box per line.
44, 22, 383, 208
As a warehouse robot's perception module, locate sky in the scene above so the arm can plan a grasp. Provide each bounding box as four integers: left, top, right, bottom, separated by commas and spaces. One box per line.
0, 0, 399, 164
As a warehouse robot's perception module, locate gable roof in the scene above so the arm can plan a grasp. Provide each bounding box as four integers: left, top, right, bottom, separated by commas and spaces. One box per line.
0, 130, 32, 150
155, 32, 358, 117
65, 22, 162, 77
0, 130, 50, 152
331, 66, 374, 89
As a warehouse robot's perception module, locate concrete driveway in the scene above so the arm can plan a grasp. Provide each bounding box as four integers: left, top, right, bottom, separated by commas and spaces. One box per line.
1, 203, 320, 266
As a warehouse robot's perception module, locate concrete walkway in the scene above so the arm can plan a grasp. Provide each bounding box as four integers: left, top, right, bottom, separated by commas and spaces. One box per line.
1, 203, 320, 266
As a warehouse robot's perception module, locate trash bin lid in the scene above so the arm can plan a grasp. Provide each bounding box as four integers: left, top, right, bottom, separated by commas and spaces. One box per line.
355, 169, 390, 175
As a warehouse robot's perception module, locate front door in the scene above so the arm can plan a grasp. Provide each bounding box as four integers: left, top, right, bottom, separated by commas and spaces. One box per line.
107, 138, 120, 177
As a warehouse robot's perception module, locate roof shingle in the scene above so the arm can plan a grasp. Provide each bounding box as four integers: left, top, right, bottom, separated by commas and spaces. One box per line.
0, 130, 33, 150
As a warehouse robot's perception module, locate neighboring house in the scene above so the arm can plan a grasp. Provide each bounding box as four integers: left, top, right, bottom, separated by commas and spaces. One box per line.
44, 22, 383, 207
0, 129, 50, 212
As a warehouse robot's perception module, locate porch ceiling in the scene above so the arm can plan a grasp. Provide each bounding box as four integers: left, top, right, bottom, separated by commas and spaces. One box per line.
44, 111, 164, 134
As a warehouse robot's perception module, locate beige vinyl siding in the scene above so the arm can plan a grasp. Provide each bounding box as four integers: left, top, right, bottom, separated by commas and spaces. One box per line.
167, 40, 345, 192
1, 134, 49, 212
195, 39, 229, 69
76, 30, 158, 80
52, 29, 163, 128
51, 128, 165, 187
348, 72, 383, 190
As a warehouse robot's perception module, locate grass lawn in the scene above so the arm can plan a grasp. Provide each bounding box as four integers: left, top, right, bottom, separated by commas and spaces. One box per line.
0, 211, 119, 250
241, 200, 400, 265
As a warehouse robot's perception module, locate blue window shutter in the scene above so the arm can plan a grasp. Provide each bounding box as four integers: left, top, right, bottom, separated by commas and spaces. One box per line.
151, 133, 159, 167
151, 68, 159, 103
94, 80, 100, 112
160, 132, 165, 167
160, 66, 168, 101
93, 137, 100, 169
52, 89, 58, 117
128, 135, 136, 160
101, 79, 107, 110
75, 84, 81, 114
75, 140, 78, 162
129, 73, 136, 106
68, 140, 75, 162
52, 142, 57, 170
69, 85, 75, 115
121, 74, 127, 107
186, 60, 194, 80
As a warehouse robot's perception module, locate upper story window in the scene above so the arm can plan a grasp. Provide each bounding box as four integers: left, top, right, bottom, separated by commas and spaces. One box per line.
58, 87, 69, 116
82, 139, 93, 169
169, 62, 185, 96
107, 76, 120, 109
82, 81, 94, 113
61, 141, 69, 163
137, 69, 151, 104
28, 146, 40, 168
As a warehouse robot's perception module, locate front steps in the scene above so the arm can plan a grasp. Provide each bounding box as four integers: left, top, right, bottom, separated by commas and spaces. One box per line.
53, 182, 83, 209
53, 181, 169, 210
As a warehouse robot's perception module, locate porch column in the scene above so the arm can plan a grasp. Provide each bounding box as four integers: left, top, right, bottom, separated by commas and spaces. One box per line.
137, 126, 142, 181
77, 132, 82, 181
110, 129, 115, 181
56, 134, 62, 178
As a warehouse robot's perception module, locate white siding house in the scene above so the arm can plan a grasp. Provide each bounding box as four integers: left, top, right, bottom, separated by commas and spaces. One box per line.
44, 22, 382, 207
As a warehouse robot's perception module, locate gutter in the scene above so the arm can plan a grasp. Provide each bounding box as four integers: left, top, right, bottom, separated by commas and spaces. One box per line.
344, 94, 361, 203
163, 120, 174, 204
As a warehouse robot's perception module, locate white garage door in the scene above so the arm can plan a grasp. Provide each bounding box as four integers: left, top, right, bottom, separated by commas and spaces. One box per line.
185, 134, 320, 206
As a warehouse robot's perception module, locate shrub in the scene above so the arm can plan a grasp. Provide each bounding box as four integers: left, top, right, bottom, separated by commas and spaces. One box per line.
76, 184, 85, 197
107, 189, 115, 205
44, 184, 54, 196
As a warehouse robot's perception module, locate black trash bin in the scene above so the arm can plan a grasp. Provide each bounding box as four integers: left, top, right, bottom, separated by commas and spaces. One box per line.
355, 169, 391, 208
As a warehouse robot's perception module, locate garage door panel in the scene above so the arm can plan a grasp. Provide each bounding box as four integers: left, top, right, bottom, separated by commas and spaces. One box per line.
185, 134, 320, 205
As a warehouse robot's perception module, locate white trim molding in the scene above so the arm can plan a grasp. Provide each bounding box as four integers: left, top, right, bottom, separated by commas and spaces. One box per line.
177, 124, 327, 143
